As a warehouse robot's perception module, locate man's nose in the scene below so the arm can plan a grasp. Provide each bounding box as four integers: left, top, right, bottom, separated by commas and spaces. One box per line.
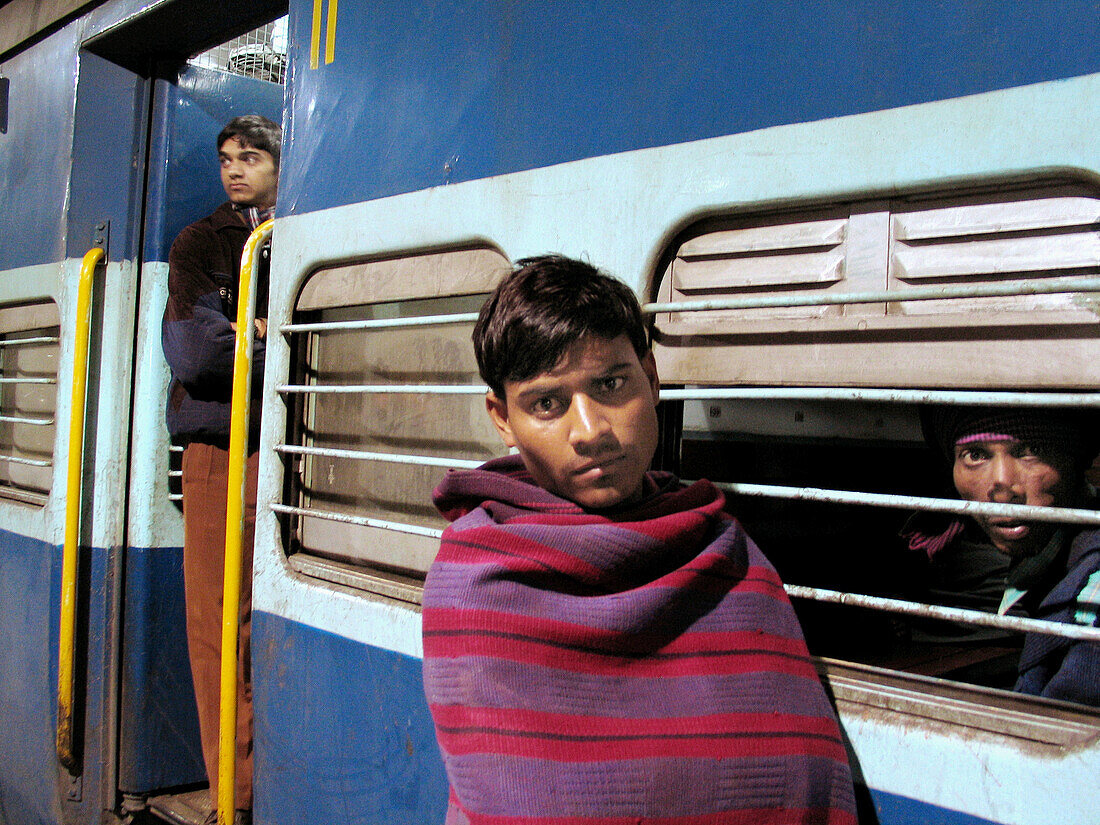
987, 454, 1023, 502
568, 396, 613, 452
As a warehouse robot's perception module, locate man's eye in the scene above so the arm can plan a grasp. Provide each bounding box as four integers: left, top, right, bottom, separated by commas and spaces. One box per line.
532, 397, 558, 414
600, 376, 625, 393
957, 447, 988, 465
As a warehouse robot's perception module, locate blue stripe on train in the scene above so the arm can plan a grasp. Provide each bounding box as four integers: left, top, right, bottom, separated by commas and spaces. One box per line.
252, 610, 449, 824
869, 789, 1000, 825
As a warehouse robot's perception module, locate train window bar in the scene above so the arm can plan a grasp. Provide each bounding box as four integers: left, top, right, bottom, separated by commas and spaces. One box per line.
0, 336, 60, 347
0, 414, 54, 425
167, 444, 183, 503
0, 454, 51, 467
278, 273, 1100, 339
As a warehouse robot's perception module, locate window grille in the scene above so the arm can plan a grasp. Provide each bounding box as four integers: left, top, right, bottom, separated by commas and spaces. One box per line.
0, 301, 59, 506
188, 17, 288, 85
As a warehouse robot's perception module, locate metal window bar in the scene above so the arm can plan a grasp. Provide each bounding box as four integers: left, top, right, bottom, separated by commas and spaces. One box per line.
277, 273, 1100, 338
168, 445, 184, 502
0, 336, 60, 347
0, 377, 56, 385
276, 443, 483, 470
0, 414, 53, 425
269, 495, 1100, 643
0, 453, 51, 467
276, 382, 1100, 409
271, 502, 445, 539
281, 312, 479, 335
645, 273, 1100, 314
276, 272, 1100, 642
278, 383, 486, 395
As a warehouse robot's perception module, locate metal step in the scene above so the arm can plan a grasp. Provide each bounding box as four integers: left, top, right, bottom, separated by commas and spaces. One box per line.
146, 789, 212, 825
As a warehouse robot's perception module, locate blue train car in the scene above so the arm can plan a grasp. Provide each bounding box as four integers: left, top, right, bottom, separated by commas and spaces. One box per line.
0, 1, 1098, 824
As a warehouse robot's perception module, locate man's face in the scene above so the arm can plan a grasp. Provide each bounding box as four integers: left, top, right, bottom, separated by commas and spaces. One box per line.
486, 334, 660, 510
219, 136, 278, 209
952, 438, 1078, 558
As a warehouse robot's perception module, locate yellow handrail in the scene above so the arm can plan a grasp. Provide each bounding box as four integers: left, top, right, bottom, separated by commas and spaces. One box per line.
57, 246, 103, 771
217, 219, 273, 825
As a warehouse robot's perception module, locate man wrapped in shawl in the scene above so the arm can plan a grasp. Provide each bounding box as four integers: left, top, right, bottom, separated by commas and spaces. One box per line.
902, 406, 1100, 706
423, 255, 856, 824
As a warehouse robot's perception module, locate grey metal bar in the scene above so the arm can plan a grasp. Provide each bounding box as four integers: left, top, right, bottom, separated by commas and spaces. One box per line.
270, 502, 444, 539
168, 494, 182, 502
0, 337, 60, 347
0, 377, 56, 385
0, 414, 53, 426
0, 453, 52, 467
785, 584, 1100, 642
280, 276, 1100, 336
663, 387, 1100, 408
281, 311, 480, 335
277, 383, 487, 396
644, 274, 1100, 314
276, 443, 484, 470
711, 480, 1100, 526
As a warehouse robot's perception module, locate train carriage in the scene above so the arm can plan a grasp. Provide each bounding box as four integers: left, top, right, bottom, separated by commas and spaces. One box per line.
0, 1, 1098, 824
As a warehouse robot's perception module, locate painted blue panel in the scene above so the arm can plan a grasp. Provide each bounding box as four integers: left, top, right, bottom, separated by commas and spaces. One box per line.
117, 545, 205, 793
66, 51, 148, 264
0, 529, 113, 825
281, 0, 1100, 216
870, 788, 1000, 825
0, 30, 77, 271
142, 66, 285, 264
252, 611, 449, 825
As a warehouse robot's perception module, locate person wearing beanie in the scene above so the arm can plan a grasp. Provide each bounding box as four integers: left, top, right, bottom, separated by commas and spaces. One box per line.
903, 406, 1100, 706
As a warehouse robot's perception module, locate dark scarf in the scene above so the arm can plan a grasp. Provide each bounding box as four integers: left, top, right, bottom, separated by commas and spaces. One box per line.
232, 203, 275, 230
423, 454, 856, 824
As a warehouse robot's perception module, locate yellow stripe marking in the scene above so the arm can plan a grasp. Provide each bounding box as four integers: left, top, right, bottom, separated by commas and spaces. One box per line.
325, 0, 338, 64
310, 0, 323, 69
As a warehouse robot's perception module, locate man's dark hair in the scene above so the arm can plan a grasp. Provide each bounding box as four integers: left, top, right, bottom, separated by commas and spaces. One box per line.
217, 115, 282, 169
473, 255, 650, 398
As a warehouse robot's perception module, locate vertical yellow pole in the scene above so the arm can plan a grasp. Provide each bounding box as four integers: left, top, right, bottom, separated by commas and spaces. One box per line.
57, 246, 103, 771
216, 220, 273, 825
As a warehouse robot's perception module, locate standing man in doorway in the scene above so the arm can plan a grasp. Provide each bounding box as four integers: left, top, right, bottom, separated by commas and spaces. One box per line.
162, 114, 280, 825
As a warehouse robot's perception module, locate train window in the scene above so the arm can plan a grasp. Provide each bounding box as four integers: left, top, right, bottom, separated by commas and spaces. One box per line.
279, 247, 509, 600
0, 301, 59, 507
652, 178, 1100, 706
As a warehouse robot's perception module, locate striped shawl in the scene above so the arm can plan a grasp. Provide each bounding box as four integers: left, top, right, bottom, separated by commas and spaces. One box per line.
424, 455, 856, 824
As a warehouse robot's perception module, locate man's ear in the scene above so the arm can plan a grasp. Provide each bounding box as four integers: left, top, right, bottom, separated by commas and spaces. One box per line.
485, 391, 517, 448
641, 350, 660, 406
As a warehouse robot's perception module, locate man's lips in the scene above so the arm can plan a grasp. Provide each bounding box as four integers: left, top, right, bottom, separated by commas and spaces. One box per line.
984, 519, 1030, 540
573, 455, 625, 477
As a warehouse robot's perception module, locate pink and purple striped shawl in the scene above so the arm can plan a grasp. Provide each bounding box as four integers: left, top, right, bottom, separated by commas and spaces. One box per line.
424, 455, 856, 825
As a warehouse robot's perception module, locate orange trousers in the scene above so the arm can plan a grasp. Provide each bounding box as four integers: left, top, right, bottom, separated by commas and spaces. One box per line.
181, 443, 258, 811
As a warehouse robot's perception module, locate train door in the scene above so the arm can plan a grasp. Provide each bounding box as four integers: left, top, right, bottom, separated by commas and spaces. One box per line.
116, 37, 284, 824
39, 5, 285, 823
